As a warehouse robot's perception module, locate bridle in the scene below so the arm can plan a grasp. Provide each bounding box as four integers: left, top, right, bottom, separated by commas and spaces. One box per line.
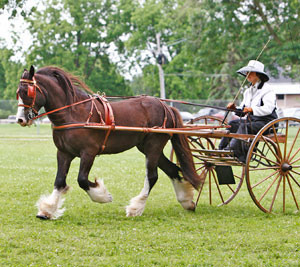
17, 76, 45, 118
15, 75, 115, 126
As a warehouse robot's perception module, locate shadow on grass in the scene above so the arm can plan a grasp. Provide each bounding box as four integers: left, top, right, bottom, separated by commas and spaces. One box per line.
31, 194, 299, 229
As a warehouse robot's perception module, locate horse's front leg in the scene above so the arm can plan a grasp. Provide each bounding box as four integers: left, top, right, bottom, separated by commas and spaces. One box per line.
36, 150, 74, 220
78, 153, 112, 203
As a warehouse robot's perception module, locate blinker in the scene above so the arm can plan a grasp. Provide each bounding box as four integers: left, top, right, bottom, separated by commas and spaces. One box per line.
27, 85, 35, 98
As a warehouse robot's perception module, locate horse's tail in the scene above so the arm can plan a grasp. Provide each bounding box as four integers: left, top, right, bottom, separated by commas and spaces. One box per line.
170, 108, 203, 190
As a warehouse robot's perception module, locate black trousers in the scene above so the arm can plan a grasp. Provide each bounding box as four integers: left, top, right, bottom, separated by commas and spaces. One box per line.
219, 118, 268, 163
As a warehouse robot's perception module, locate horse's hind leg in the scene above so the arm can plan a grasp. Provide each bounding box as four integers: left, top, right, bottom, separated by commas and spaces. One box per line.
78, 153, 112, 204
126, 135, 168, 217
36, 151, 74, 220
158, 154, 195, 211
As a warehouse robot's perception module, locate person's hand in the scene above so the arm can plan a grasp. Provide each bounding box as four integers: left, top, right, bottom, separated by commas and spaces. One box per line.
243, 107, 253, 113
227, 102, 236, 110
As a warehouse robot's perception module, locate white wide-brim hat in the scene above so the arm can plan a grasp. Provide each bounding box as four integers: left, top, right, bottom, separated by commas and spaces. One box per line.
237, 60, 269, 82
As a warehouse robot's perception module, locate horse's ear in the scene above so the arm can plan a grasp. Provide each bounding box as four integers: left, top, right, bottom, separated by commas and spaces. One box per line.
29, 65, 35, 79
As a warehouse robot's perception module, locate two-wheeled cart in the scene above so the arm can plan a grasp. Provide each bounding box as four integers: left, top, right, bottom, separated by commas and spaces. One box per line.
170, 115, 300, 214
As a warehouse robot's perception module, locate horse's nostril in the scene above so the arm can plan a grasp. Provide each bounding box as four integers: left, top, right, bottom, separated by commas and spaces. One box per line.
18, 118, 24, 123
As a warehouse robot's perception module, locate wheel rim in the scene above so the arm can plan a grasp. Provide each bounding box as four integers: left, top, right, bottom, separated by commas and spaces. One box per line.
188, 115, 244, 207
246, 117, 300, 213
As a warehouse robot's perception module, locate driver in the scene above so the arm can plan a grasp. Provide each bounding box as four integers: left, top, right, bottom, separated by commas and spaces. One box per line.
219, 60, 278, 163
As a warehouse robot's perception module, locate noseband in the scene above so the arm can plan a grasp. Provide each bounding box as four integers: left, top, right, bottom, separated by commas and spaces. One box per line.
17, 76, 44, 117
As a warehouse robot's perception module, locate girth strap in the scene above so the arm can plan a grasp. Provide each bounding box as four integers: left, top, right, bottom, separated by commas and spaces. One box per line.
95, 95, 115, 153
97, 95, 115, 126
158, 99, 176, 129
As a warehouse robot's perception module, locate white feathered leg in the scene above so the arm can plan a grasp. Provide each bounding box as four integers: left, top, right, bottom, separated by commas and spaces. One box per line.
172, 179, 195, 211
36, 186, 69, 220
126, 178, 149, 217
87, 179, 113, 203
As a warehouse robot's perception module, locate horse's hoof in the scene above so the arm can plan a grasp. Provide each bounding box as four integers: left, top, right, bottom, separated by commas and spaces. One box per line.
36, 214, 50, 220
187, 201, 196, 212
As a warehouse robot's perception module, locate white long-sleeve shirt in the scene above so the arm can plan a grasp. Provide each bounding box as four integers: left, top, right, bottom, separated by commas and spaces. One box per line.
240, 82, 277, 117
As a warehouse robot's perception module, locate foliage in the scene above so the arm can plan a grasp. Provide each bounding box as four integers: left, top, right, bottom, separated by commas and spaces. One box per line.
0, 0, 299, 100
0, 100, 17, 118
0, 48, 23, 99
1, 123, 300, 266
0, 0, 24, 16
24, 0, 131, 96
121, 0, 300, 99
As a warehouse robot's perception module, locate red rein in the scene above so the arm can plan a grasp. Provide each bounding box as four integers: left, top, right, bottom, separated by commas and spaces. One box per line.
17, 77, 180, 153
17, 76, 116, 152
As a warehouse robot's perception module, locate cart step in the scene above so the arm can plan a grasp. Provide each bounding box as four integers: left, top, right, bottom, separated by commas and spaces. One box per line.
192, 148, 245, 166
191, 148, 234, 157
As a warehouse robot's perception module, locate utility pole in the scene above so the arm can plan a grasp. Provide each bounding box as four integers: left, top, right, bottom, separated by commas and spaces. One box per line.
156, 33, 166, 99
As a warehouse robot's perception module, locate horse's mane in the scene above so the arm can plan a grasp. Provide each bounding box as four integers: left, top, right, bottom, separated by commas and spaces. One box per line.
36, 66, 94, 103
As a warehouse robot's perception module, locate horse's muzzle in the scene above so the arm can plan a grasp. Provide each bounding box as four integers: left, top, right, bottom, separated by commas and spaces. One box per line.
17, 117, 33, 127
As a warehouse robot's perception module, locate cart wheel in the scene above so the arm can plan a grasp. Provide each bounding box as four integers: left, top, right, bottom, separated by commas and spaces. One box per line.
188, 115, 244, 207
169, 115, 224, 163
246, 117, 300, 213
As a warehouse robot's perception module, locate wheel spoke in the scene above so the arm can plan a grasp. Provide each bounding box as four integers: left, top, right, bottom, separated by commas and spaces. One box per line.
290, 169, 300, 176
191, 115, 243, 207
233, 174, 242, 181
212, 170, 224, 203
289, 147, 300, 163
283, 174, 286, 213
225, 184, 235, 193
287, 172, 300, 188
188, 139, 197, 149
249, 166, 280, 171
271, 125, 283, 159
261, 136, 281, 163
195, 171, 206, 206
258, 172, 280, 202
251, 151, 279, 166
286, 174, 300, 210
290, 156, 300, 165
269, 175, 283, 212
251, 169, 280, 189
283, 120, 289, 160
197, 167, 207, 178
209, 170, 212, 205
246, 119, 300, 213
196, 165, 206, 172
287, 126, 300, 160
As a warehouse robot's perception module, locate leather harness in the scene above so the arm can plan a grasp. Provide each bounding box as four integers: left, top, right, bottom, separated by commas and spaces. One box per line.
52, 94, 116, 153
17, 76, 175, 153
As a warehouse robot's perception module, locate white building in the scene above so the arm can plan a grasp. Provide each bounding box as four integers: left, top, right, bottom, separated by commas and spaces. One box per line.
268, 71, 300, 109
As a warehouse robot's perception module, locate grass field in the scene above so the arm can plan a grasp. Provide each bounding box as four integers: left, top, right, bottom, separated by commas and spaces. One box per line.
0, 123, 300, 266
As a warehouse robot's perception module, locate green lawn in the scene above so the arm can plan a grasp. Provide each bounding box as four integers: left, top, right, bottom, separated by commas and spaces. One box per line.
0, 124, 299, 266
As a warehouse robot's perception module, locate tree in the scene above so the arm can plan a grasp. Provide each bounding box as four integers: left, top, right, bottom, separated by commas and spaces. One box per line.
173, 0, 300, 99
24, 0, 131, 96
0, 48, 23, 99
120, 0, 300, 100
0, 0, 24, 16
1, 0, 299, 100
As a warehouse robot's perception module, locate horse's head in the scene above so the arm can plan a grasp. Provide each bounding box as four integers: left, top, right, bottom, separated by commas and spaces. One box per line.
16, 66, 46, 126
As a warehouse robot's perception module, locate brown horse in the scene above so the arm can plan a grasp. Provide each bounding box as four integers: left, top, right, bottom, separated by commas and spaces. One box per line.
16, 65, 202, 219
